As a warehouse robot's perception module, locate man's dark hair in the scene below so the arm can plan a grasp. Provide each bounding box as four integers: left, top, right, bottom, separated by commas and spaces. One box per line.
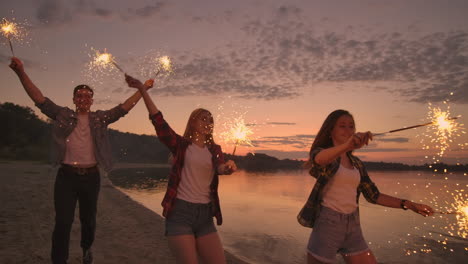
73, 85, 94, 97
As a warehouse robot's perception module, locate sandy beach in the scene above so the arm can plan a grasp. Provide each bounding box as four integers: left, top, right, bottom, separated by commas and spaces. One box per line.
0, 161, 248, 264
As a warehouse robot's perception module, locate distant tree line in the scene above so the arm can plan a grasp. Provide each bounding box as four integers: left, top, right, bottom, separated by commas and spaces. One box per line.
0, 102, 170, 164
1, 102, 466, 173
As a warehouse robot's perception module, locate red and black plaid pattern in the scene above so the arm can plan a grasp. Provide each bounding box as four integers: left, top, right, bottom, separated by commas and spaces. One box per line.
150, 112, 225, 225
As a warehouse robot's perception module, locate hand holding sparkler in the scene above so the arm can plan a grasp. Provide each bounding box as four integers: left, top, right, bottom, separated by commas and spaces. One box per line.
9, 56, 24, 74
219, 160, 237, 175
345, 131, 373, 151
404, 201, 434, 217
125, 74, 154, 91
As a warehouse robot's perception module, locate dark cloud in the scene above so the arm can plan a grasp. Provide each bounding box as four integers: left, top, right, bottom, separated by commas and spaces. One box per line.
99, 4, 467, 103
252, 134, 314, 149
266, 122, 296, 125
356, 148, 410, 153
253, 149, 308, 160
37, 0, 72, 24
94, 8, 112, 18
126, 2, 165, 19
374, 137, 410, 143
149, 52, 301, 100
276, 5, 302, 17
35, 0, 165, 25
239, 12, 468, 103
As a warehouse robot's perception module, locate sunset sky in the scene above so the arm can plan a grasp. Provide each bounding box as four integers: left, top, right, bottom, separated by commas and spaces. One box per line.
1, 0, 467, 165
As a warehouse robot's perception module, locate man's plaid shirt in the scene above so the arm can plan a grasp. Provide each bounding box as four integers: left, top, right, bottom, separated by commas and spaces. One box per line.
150, 112, 226, 225
297, 147, 381, 228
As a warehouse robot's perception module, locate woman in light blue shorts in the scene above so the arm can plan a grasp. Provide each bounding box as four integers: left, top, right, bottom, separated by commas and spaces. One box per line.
125, 75, 238, 264
298, 110, 434, 264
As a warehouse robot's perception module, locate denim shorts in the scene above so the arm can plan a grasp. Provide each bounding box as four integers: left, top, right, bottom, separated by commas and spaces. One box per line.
307, 206, 369, 263
165, 198, 217, 237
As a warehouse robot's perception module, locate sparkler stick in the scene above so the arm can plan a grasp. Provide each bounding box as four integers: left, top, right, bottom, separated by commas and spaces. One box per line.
110, 60, 125, 73
152, 56, 172, 78
232, 140, 239, 156
373, 117, 458, 136
436, 205, 468, 215
1, 18, 18, 56
435, 211, 461, 215
91, 50, 125, 73
6, 36, 14, 56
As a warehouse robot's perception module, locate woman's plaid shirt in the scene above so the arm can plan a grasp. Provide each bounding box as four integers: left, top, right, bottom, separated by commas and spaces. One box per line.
297, 147, 381, 228
150, 112, 226, 225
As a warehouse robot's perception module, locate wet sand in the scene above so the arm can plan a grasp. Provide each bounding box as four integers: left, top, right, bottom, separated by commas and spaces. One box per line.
0, 161, 248, 264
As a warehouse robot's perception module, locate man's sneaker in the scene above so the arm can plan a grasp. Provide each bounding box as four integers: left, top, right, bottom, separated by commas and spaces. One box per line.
83, 249, 93, 264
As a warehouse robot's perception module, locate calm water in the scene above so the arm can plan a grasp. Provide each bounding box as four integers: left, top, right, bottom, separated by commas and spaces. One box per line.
111, 168, 468, 264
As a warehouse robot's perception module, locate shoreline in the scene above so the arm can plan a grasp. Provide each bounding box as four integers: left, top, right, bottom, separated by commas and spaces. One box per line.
0, 161, 247, 263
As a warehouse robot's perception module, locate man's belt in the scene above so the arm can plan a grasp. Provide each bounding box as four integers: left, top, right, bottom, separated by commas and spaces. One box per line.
61, 164, 99, 175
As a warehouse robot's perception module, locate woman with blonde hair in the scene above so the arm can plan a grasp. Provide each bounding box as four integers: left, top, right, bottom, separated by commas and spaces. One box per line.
298, 109, 434, 264
125, 75, 236, 264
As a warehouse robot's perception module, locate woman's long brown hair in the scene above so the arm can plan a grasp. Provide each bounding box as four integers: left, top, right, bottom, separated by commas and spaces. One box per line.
304, 109, 353, 168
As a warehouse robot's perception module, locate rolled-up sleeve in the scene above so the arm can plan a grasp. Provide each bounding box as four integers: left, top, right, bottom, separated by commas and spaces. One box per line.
309, 147, 328, 178
35, 97, 63, 120
358, 166, 380, 204
96, 104, 128, 124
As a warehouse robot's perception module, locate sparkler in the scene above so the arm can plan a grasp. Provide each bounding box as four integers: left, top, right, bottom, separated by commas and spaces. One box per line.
373, 117, 458, 136
1, 18, 24, 56
153, 56, 172, 78
90, 49, 125, 73
223, 117, 254, 155
421, 104, 463, 158
435, 194, 468, 238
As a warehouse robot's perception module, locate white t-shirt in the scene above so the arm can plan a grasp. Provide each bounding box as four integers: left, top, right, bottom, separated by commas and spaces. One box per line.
177, 144, 214, 203
63, 114, 97, 167
321, 164, 360, 214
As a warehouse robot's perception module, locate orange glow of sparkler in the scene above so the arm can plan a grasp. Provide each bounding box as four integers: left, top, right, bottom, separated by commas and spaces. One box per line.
159, 56, 172, 72
1, 18, 27, 56
153, 56, 173, 78
223, 117, 254, 155
90, 49, 124, 73
422, 103, 463, 158
434, 192, 467, 239
1, 20, 15, 35
452, 194, 467, 238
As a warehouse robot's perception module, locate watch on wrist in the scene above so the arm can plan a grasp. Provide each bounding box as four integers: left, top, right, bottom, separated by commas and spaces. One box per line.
400, 199, 408, 210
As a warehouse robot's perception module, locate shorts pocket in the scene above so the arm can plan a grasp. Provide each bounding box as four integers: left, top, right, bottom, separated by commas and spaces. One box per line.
167, 203, 194, 224
317, 209, 340, 226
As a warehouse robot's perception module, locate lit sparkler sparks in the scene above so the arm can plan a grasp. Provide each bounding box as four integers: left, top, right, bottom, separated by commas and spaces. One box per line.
153, 56, 173, 78
89, 49, 125, 73
222, 117, 254, 155
1, 18, 27, 56
435, 193, 468, 238
422, 103, 462, 157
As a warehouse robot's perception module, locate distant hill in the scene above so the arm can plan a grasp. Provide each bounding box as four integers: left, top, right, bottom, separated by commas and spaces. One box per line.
225, 153, 468, 172
1, 102, 466, 172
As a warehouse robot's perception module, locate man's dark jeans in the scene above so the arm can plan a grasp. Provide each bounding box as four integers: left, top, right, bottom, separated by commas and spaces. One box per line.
51, 166, 100, 264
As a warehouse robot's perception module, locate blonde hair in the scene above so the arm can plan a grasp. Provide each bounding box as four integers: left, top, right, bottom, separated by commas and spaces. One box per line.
183, 108, 215, 145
